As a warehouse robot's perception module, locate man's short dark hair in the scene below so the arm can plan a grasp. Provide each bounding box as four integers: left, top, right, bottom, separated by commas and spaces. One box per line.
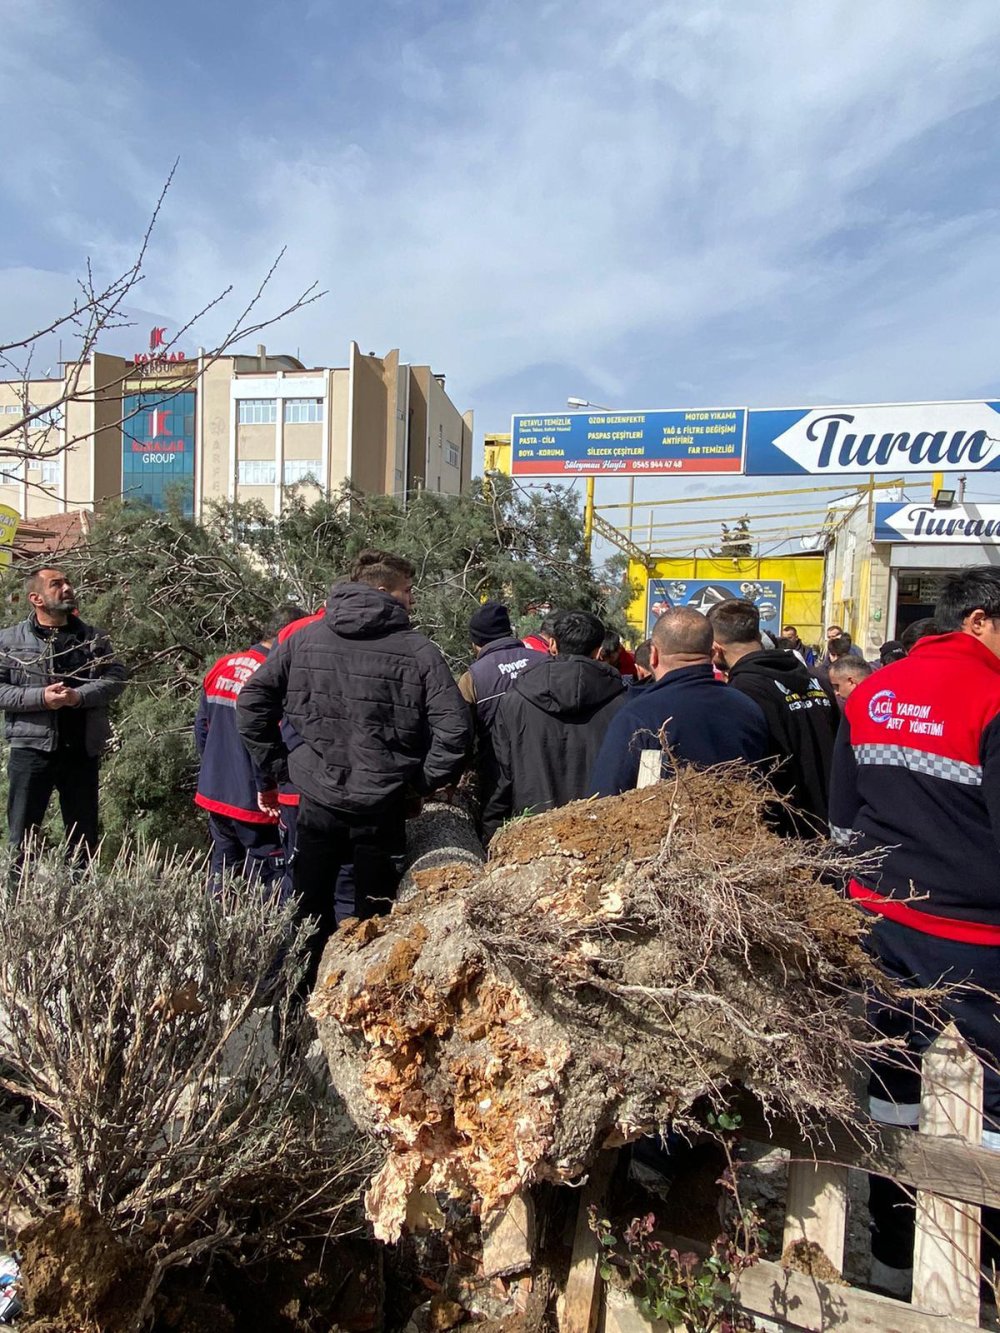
24, 566, 63, 599
900, 616, 940, 651
782, 624, 797, 636
935, 567, 1000, 633
707, 599, 761, 646
828, 634, 853, 661
652, 606, 713, 657
829, 657, 873, 682
601, 630, 621, 655
633, 639, 653, 673
265, 603, 308, 640
552, 610, 605, 658
348, 549, 415, 591
538, 613, 559, 639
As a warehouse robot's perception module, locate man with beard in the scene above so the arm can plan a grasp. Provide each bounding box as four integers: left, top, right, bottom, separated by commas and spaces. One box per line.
0, 567, 128, 856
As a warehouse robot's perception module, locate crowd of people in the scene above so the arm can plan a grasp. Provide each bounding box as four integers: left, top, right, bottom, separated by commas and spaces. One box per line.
1, 553, 998, 1297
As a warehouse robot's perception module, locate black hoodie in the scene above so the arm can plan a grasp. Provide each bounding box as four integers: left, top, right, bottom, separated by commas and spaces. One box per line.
482, 655, 625, 840
726, 647, 839, 836
237, 583, 471, 816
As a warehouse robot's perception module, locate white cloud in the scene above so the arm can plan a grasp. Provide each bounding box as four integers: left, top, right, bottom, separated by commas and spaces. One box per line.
3, 0, 1000, 443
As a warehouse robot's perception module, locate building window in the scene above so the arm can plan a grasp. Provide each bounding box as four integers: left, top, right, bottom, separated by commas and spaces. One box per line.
283, 459, 322, 485
237, 398, 277, 425
0, 459, 25, 482
40, 458, 62, 486
446, 442, 460, 468
30, 405, 63, 430
283, 398, 324, 424
1, 404, 61, 428
237, 459, 277, 486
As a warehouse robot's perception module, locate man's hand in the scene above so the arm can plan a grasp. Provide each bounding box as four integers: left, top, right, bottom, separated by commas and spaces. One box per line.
43, 683, 73, 710
61, 687, 81, 707
257, 789, 280, 817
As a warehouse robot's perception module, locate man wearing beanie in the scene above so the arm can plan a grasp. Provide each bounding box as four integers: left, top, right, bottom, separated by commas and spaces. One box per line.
458, 602, 547, 818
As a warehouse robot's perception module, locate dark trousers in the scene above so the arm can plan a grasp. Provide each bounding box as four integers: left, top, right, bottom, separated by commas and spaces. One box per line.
7, 746, 100, 855
865, 916, 1000, 1271
279, 802, 298, 902
208, 813, 286, 898
293, 797, 406, 991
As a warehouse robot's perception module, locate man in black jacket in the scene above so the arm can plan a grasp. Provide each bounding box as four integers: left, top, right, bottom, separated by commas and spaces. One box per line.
0, 566, 128, 857
456, 601, 547, 818
590, 607, 769, 795
482, 610, 624, 841
236, 550, 471, 979
708, 599, 838, 836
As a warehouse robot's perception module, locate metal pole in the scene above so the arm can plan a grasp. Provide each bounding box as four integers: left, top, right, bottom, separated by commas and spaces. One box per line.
583, 476, 595, 559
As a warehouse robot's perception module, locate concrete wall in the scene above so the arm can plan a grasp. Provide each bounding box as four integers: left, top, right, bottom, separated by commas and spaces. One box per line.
348, 343, 389, 494
822, 501, 890, 654
91, 352, 128, 510
407, 367, 430, 492
199, 356, 234, 511
329, 368, 350, 487
423, 375, 468, 496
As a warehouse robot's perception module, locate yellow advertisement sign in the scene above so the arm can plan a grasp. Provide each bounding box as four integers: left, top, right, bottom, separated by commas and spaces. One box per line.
0, 505, 19, 567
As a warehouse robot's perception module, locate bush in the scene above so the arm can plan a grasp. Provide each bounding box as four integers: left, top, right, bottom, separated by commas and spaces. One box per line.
0, 843, 371, 1328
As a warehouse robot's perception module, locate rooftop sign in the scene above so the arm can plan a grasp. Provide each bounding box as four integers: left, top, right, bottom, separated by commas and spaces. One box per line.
132, 325, 186, 369
510, 409, 744, 476
511, 400, 1000, 477
745, 401, 1000, 476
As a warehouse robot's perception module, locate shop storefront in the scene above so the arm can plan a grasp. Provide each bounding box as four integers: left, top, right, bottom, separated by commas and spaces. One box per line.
824, 498, 1000, 652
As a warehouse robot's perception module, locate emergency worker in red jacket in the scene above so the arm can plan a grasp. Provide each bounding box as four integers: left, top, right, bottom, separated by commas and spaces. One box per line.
830, 566, 1000, 1294
194, 604, 305, 894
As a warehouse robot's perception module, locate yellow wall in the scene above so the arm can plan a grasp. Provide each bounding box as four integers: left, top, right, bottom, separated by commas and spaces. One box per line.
484, 433, 511, 475
627, 554, 825, 648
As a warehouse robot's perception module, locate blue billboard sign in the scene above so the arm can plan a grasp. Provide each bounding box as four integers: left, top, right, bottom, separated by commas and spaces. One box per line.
745, 401, 1000, 476
511, 408, 745, 476
647, 578, 784, 638
122, 391, 195, 515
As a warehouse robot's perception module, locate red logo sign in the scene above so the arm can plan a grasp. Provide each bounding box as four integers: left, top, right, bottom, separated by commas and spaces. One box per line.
146, 409, 171, 438
133, 325, 186, 369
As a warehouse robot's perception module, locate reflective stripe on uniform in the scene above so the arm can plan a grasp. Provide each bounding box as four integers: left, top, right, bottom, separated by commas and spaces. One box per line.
854, 743, 982, 787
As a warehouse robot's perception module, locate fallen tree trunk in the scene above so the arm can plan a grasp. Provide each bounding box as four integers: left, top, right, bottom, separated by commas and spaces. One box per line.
398, 797, 485, 904
310, 766, 883, 1242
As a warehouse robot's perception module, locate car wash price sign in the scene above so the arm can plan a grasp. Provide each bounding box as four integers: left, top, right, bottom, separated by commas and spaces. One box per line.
510, 409, 745, 476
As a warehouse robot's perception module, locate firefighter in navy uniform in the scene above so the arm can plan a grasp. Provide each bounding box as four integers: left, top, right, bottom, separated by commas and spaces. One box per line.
830, 566, 1000, 1295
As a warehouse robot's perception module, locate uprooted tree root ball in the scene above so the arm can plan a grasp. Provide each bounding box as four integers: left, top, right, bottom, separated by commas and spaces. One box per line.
311, 764, 887, 1242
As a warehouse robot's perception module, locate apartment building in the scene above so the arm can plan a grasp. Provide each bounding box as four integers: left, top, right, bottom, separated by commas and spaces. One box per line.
0, 340, 473, 522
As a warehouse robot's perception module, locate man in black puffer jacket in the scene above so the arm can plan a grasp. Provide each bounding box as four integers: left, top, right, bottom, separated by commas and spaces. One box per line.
482, 610, 625, 842
237, 550, 471, 981
708, 599, 839, 836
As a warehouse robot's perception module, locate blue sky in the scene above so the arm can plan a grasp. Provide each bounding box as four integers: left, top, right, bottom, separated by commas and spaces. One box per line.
4, 0, 1000, 537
